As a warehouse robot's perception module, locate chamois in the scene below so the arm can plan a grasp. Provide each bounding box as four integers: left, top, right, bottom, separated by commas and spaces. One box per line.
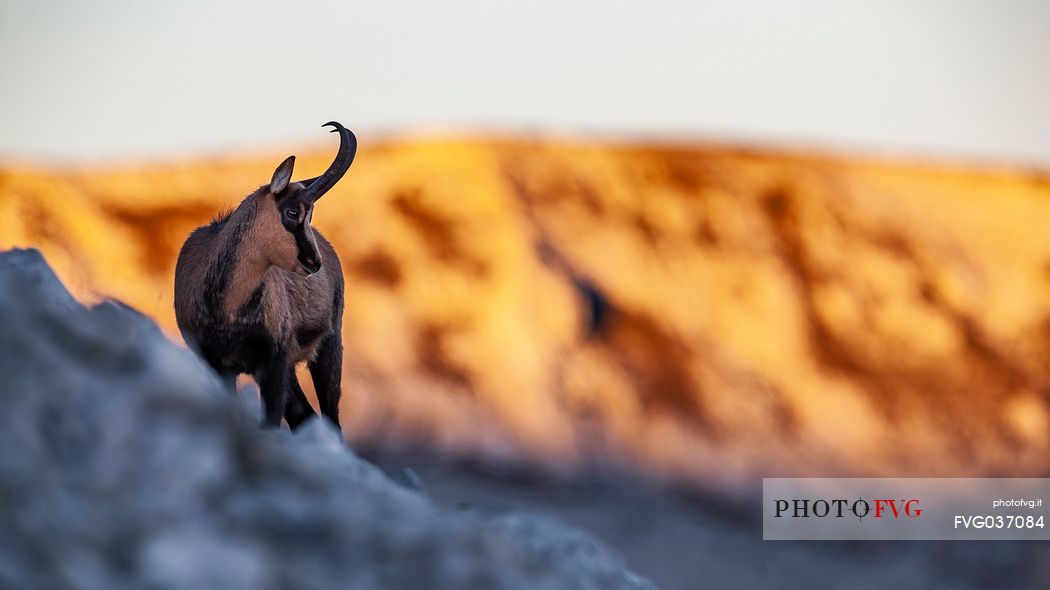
174, 122, 356, 429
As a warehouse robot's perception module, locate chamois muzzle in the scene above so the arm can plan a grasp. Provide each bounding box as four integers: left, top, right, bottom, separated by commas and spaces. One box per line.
298, 253, 322, 276
301, 121, 357, 203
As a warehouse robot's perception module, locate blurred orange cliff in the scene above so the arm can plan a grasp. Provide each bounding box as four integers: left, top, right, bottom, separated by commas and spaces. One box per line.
4, 136, 1050, 490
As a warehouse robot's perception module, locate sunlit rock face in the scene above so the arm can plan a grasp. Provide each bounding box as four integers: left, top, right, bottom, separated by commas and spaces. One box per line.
0, 248, 654, 590
3, 138, 1050, 488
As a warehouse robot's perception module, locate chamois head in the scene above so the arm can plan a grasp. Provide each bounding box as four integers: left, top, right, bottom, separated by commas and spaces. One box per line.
263, 121, 357, 277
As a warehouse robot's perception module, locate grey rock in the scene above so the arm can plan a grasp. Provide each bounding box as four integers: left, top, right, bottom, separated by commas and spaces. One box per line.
0, 248, 655, 590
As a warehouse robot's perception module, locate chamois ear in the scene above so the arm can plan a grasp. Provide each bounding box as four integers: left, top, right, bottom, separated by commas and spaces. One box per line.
270, 155, 296, 195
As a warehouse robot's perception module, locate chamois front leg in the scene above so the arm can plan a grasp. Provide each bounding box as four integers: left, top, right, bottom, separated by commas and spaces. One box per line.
200, 348, 237, 394
308, 333, 343, 429
256, 348, 289, 428
218, 371, 237, 395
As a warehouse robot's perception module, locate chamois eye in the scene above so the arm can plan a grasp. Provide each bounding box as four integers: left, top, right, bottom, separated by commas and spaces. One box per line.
285, 209, 298, 220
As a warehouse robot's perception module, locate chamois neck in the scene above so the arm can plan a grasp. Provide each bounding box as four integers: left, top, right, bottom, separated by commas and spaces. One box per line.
215, 194, 271, 318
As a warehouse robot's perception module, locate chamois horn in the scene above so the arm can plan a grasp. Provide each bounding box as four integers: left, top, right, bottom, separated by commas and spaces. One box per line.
301, 121, 357, 202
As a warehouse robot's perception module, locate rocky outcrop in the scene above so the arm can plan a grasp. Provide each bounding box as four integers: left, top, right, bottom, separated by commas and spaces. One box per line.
0, 248, 653, 590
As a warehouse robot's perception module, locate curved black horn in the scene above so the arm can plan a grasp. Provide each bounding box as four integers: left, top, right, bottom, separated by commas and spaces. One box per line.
301, 121, 357, 202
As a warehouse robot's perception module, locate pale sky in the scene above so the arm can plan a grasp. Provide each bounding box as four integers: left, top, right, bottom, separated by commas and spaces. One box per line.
2, 0, 1049, 165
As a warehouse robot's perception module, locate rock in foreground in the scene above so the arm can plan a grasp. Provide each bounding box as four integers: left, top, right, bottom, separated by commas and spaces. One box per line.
0, 248, 653, 590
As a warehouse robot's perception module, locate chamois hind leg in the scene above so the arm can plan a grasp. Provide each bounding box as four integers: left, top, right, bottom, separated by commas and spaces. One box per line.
256, 349, 289, 429
308, 333, 343, 429
284, 368, 317, 430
